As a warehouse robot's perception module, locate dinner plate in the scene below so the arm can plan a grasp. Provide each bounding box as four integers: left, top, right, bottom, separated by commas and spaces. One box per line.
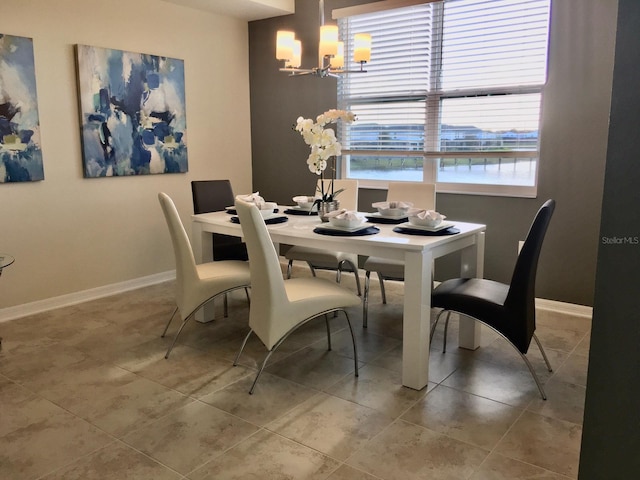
315, 222, 370, 233
398, 220, 455, 232
291, 205, 317, 212
368, 211, 409, 220
260, 211, 284, 221
284, 207, 318, 216
314, 225, 380, 236
365, 213, 408, 224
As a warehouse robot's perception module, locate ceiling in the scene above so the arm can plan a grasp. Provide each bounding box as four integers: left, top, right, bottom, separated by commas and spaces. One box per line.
159, 0, 295, 21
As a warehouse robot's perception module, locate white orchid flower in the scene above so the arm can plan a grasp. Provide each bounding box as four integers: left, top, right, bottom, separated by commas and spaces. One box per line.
295, 109, 356, 203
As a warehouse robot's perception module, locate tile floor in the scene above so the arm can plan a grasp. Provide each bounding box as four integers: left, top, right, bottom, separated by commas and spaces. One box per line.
0, 266, 590, 479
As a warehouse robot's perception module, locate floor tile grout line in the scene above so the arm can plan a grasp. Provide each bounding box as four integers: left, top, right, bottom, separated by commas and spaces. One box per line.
1, 275, 589, 479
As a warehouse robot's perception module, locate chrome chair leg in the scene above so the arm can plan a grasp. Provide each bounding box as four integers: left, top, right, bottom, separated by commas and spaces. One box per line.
533, 333, 553, 372
161, 306, 179, 338
430, 309, 444, 344
343, 311, 359, 377
223, 294, 228, 317
338, 260, 362, 296
518, 349, 548, 400
363, 270, 371, 328
244, 287, 251, 305
442, 311, 452, 353
250, 349, 276, 394
307, 263, 317, 277
287, 260, 294, 279
247, 309, 359, 394
429, 310, 452, 353
378, 274, 387, 304
164, 311, 194, 359
325, 315, 332, 351
234, 329, 253, 366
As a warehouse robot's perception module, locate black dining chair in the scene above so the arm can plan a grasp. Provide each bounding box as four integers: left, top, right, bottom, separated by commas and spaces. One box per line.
430, 199, 556, 400
191, 180, 249, 261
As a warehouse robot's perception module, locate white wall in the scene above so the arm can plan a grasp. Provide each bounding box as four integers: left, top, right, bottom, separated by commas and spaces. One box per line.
0, 0, 253, 311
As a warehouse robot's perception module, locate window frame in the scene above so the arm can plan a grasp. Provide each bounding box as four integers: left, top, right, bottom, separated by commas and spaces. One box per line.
336, 0, 549, 198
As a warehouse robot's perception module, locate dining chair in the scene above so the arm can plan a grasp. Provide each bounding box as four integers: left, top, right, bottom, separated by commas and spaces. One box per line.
191, 180, 248, 261
430, 199, 556, 400
362, 182, 436, 327
233, 198, 360, 394
158, 192, 251, 359
284, 178, 362, 295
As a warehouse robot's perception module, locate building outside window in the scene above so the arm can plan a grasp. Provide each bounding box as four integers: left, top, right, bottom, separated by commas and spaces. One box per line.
337, 0, 551, 197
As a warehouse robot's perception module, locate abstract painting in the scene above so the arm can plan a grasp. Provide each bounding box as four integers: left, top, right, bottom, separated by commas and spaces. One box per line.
75, 44, 188, 177
0, 34, 44, 183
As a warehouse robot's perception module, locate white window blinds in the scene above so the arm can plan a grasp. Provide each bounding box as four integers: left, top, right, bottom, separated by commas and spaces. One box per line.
338, 0, 551, 191
338, 3, 433, 152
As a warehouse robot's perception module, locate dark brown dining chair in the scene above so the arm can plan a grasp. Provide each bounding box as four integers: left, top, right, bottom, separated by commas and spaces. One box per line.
191, 180, 248, 261
430, 199, 556, 400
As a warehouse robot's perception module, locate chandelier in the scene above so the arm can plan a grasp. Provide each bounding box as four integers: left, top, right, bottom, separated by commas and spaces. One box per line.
275, 0, 371, 78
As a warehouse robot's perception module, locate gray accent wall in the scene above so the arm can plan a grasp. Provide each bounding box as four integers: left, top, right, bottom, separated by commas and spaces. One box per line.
579, 0, 640, 475
249, 0, 618, 306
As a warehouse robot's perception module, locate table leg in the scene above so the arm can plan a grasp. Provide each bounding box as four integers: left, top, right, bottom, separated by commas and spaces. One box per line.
458, 231, 485, 350
402, 250, 433, 390
192, 222, 216, 323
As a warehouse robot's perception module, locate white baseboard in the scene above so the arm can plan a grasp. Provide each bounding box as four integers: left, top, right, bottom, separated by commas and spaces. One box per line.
0, 271, 176, 323
535, 298, 593, 319
0, 268, 593, 323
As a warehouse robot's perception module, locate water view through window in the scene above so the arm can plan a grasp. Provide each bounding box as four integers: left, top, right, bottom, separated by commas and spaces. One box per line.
350, 156, 537, 186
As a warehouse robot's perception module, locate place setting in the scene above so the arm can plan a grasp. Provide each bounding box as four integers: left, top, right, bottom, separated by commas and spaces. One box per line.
230, 193, 288, 224
365, 201, 413, 224
393, 209, 459, 235
283, 195, 319, 216
313, 209, 380, 236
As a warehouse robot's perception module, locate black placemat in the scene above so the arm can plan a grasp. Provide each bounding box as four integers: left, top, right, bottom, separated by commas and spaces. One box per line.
365, 215, 408, 224
227, 208, 279, 215
230, 216, 288, 225
392, 226, 460, 236
313, 226, 380, 236
284, 208, 318, 216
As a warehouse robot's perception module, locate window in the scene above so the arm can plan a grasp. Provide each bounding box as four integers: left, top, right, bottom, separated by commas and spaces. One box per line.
337, 0, 551, 196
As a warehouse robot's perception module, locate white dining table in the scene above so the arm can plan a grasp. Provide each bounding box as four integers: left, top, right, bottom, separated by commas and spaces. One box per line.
191, 208, 486, 391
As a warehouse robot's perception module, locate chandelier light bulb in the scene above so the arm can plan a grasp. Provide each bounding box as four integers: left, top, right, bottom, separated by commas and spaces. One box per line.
276, 31, 295, 61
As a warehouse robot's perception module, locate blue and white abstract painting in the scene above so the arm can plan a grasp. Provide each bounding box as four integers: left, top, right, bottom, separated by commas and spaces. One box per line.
76, 44, 188, 177
0, 34, 44, 183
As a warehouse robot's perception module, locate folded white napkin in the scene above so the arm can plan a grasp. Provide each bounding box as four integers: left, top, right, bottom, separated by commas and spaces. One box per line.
292, 195, 316, 203
372, 201, 414, 209
409, 209, 446, 221
325, 209, 362, 220
237, 192, 266, 209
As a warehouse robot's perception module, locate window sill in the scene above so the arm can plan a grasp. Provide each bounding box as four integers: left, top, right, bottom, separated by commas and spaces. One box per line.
354, 178, 538, 198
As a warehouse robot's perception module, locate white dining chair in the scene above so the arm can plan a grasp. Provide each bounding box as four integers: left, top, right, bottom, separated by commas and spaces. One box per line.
362, 182, 436, 327
158, 192, 251, 359
284, 178, 362, 295
233, 198, 360, 394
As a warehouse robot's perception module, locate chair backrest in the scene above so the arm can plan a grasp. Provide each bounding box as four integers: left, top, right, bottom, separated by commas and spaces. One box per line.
235, 198, 290, 350
505, 199, 556, 351
191, 180, 235, 214
158, 192, 199, 311
386, 182, 436, 210
317, 178, 359, 211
